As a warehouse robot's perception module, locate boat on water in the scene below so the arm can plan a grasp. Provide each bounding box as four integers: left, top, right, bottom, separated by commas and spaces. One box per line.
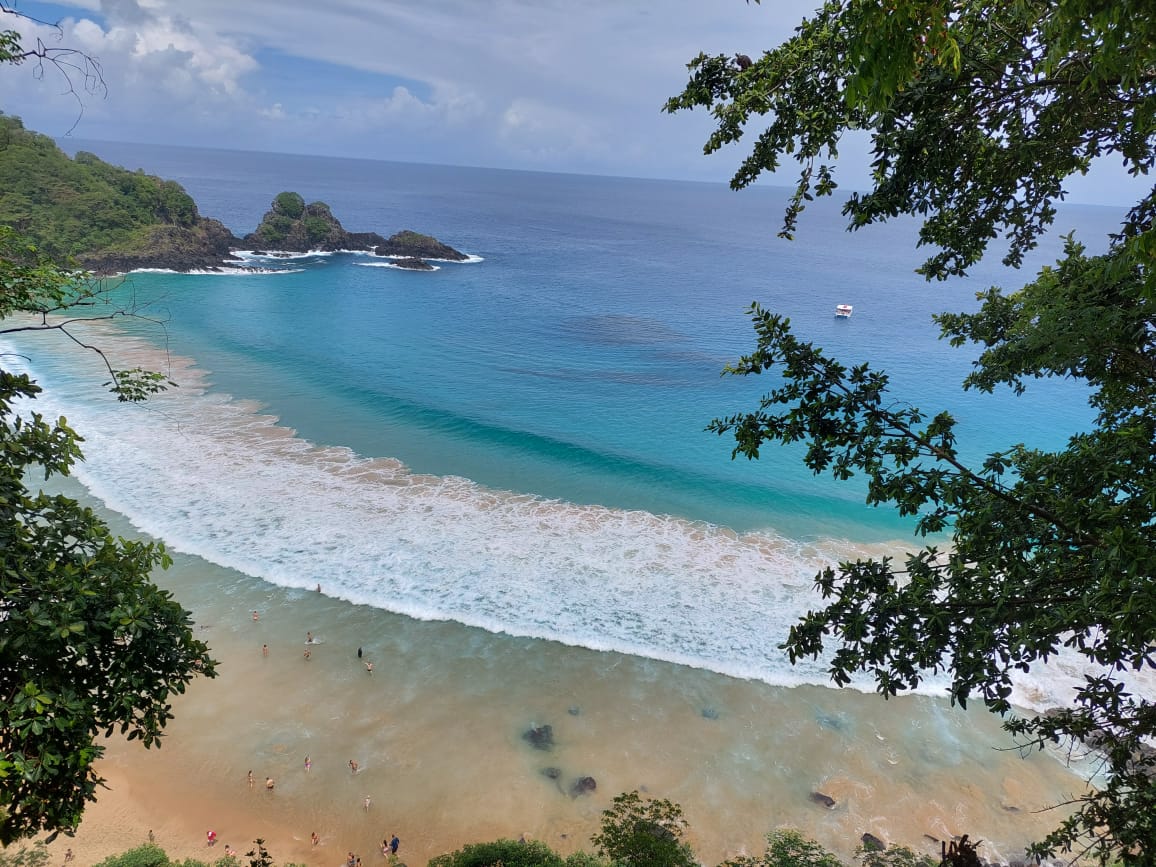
835, 304, 853, 318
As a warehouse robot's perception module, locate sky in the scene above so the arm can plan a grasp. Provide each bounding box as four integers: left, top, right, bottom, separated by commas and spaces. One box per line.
0, 0, 1145, 204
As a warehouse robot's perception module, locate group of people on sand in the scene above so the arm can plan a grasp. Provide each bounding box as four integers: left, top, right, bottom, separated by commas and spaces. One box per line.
246, 769, 276, 790
204, 830, 237, 856
340, 835, 399, 866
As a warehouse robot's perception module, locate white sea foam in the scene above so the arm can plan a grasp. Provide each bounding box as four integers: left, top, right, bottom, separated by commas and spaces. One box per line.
231, 249, 335, 261
360, 250, 483, 264
355, 261, 441, 272
130, 264, 305, 275
5, 330, 1152, 716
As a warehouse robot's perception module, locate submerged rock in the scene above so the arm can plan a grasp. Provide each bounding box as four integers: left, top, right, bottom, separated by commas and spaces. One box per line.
570, 776, 597, 797
860, 833, 885, 852
809, 791, 837, 809
523, 724, 554, 751
390, 257, 435, 271
540, 767, 562, 780
701, 707, 720, 720
816, 713, 846, 731
568, 705, 581, 716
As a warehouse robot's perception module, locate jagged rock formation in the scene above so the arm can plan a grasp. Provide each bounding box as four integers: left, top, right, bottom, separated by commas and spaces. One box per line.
390, 257, 436, 271
242, 193, 353, 252
374, 230, 468, 261
240, 193, 468, 270
80, 221, 242, 275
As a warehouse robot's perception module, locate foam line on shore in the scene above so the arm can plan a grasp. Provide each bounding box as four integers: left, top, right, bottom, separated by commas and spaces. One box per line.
5, 328, 1154, 716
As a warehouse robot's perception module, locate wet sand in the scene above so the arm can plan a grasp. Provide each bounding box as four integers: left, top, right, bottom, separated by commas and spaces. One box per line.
25, 494, 1092, 867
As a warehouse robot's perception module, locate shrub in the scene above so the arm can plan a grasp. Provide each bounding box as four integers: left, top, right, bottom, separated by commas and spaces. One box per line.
271, 191, 305, 219
428, 838, 569, 867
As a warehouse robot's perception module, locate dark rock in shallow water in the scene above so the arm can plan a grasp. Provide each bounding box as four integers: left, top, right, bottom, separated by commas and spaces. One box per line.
701, 707, 720, 720
391, 256, 435, 271
541, 767, 562, 780
816, 712, 846, 731
375, 229, 468, 261
568, 705, 581, 716
860, 833, 885, 852
809, 791, 836, 809
570, 776, 597, 797
523, 724, 554, 751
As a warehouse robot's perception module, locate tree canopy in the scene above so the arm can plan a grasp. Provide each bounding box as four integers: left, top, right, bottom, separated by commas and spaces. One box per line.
1, 13, 216, 843
666, 0, 1154, 284
0, 227, 217, 844
668, 0, 1154, 862
0, 114, 202, 261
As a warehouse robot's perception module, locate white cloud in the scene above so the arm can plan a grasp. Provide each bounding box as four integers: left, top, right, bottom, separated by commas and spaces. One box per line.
8, 0, 1137, 203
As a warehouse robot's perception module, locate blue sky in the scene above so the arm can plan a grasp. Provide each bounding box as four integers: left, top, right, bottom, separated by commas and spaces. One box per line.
0, 0, 1145, 205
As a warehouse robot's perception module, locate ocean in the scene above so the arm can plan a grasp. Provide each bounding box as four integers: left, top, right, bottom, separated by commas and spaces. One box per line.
4, 140, 1143, 863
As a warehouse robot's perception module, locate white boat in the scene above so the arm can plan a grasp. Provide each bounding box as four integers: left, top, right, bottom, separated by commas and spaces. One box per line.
835, 304, 853, 318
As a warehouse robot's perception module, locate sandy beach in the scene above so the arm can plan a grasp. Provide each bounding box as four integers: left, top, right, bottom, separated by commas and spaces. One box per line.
19, 494, 1093, 867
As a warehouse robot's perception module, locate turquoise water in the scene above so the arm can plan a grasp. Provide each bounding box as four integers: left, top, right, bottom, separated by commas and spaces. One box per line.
11, 141, 1119, 697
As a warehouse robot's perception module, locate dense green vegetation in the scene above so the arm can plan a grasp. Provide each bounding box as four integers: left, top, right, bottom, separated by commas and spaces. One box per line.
0, 114, 202, 260
0, 227, 217, 844
668, 0, 1154, 862
245, 192, 355, 250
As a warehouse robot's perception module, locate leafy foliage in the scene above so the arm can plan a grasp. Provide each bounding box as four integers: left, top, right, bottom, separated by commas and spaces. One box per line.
93, 845, 180, 867
0, 842, 49, 867
720, 829, 843, 867
0, 114, 202, 261
856, 844, 936, 867
665, 0, 1156, 282
591, 790, 697, 867
89, 842, 291, 867
245, 195, 346, 252
271, 192, 305, 220
0, 234, 215, 842
711, 256, 1155, 859
427, 837, 599, 867
673, 1, 1156, 862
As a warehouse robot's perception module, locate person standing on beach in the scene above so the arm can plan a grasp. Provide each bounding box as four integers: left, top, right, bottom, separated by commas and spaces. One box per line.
365, 660, 374, 673
247, 770, 254, 788
262, 643, 268, 657
305, 755, 312, 772
252, 610, 259, 621
265, 777, 275, 790
357, 646, 363, 659
349, 759, 359, 773
390, 834, 399, 856
363, 795, 371, 812
311, 832, 319, 847
306, 631, 313, 643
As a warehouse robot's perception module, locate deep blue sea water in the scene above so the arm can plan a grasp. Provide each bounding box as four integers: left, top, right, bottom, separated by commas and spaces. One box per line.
8, 140, 1125, 697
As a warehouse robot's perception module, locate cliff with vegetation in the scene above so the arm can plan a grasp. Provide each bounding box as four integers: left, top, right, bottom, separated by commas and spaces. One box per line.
0, 113, 240, 274
0, 116, 469, 274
